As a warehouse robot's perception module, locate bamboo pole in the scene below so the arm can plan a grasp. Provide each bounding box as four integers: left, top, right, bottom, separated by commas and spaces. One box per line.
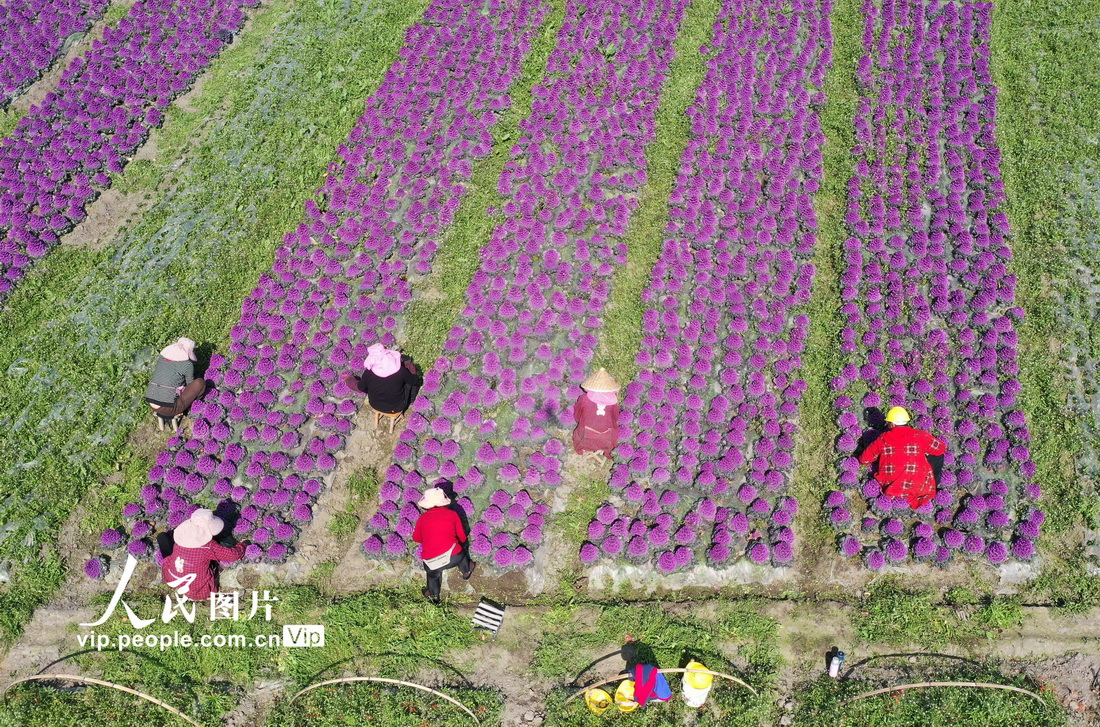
289, 676, 480, 725
562, 667, 759, 704
1, 674, 203, 727
838, 681, 1048, 708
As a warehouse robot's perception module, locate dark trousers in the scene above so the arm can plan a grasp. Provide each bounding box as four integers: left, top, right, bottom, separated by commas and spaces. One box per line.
424, 549, 471, 599
927, 453, 945, 486
150, 378, 207, 418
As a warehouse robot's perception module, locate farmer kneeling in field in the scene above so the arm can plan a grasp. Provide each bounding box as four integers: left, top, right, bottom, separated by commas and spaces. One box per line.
858, 406, 947, 509
342, 343, 421, 415
572, 368, 620, 459
146, 337, 207, 428
161, 508, 246, 601
412, 486, 474, 603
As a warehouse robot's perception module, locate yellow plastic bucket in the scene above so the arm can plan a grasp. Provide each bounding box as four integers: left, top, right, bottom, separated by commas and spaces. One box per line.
585, 687, 612, 715
614, 679, 638, 712
682, 660, 713, 708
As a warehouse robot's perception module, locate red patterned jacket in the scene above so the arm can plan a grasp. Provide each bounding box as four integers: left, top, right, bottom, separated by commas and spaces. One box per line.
161, 540, 245, 601
858, 425, 946, 508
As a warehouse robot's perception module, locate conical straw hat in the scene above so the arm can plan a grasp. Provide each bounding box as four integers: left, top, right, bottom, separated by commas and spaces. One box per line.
582, 368, 620, 392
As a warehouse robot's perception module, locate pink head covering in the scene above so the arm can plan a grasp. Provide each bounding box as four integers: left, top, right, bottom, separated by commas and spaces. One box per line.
587, 390, 617, 414
160, 337, 197, 362
364, 343, 401, 377
173, 508, 224, 548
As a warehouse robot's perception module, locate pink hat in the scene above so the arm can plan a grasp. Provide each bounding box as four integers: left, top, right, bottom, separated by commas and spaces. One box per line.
173, 508, 224, 548
364, 343, 401, 377
418, 487, 450, 509
161, 337, 197, 362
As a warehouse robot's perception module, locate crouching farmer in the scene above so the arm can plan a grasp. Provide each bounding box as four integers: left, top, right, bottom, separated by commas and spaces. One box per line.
161, 509, 245, 601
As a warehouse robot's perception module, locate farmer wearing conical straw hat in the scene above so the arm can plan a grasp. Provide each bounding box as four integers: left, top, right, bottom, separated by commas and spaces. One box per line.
858, 406, 947, 509
572, 368, 621, 459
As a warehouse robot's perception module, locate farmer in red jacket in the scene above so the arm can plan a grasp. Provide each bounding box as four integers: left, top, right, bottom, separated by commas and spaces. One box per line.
411, 486, 474, 603
858, 406, 947, 509
572, 368, 620, 459
161, 508, 246, 601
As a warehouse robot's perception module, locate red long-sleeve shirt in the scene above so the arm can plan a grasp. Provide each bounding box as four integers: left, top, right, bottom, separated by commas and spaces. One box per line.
411, 507, 466, 560
161, 540, 245, 601
859, 425, 946, 508
572, 395, 619, 457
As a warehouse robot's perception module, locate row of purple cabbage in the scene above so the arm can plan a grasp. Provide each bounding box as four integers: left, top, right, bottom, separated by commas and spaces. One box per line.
825, 0, 1041, 569
0, 0, 255, 300
0, 0, 108, 106
86, 0, 547, 578
578, 0, 833, 573
365, 0, 691, 573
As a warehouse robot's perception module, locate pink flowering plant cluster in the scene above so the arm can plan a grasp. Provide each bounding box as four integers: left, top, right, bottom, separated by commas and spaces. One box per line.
365, 0, 689, 573
86, 0, 545, 579
0, 0, 257, 298
579, 0, 832, 573
826, 0, 1040, 570
0, 0, 109, 106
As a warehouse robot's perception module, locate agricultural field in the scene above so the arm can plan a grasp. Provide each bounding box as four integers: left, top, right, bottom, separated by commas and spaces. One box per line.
0, 0, 1097, 724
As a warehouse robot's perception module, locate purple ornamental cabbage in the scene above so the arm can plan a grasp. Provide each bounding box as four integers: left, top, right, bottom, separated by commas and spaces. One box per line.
100, 528, 124, 548
913, 538, 936, 559
493, 547, 514, 568
84, 555, 109, 579
748, 542, 770, 563
840, 536, 862, 557
362, 536, 384, 556
884, 539, 908, 562
1011, 537, 1035, 560
127, 539, 151, 558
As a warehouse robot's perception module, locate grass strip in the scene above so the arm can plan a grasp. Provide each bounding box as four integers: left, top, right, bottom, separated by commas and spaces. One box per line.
400, 0, 568, 367
991, 0, 1100, 608
788, 0, 860, 581
589, 0, 722, 383
0, 0, 433, 649
0, 587, 484, 726
794, 669, 1063, 727
853, 578, 1023, 648
265, 684, 505, 726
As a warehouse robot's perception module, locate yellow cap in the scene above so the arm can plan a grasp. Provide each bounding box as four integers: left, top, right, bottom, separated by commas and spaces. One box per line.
614, 679, 638, 712
585, 688, 612, 715
885, 406, 910, 425
685, 660, 713, 689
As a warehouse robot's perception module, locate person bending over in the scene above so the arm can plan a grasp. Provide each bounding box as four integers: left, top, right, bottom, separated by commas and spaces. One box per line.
146, 337, 206, 424
859, 406, 946, 509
